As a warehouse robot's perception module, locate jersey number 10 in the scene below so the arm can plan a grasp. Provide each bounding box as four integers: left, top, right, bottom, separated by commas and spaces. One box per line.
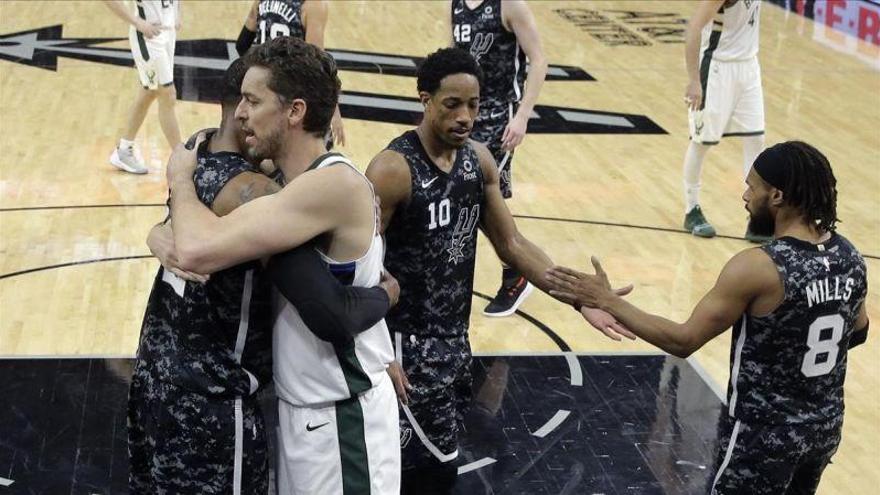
428, 199, 451, 230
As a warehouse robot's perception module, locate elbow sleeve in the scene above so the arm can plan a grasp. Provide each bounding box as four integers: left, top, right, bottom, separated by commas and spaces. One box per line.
268, 247, 390, 346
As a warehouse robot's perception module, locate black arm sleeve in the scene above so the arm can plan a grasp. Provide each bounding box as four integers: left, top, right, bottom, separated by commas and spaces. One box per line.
236, 26, 257, 56
849, 320, 869, 349
268, 245, 391, 346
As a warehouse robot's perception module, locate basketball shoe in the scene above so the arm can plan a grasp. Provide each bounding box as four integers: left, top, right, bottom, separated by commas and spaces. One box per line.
110, 144, 148, 174
483, 267, 533, 317
684, 205, 716, 238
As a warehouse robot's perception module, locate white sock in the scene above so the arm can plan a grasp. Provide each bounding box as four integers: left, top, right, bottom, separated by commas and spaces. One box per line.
741, 134, 765, 183
119, 138, 135, 151
683, 141, 710, 213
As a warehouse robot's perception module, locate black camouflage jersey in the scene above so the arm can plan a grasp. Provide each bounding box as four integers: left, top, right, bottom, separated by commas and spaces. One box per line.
452, 0, 526, 105
384, 130, 485, 338
135, 142, 272, 398
727, 234, 867, 424
257, 0, 305, 43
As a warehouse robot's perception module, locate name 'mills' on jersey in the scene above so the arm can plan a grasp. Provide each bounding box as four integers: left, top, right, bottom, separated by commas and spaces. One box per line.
452, 0, 526, 104
702, 0, 761, 62
257, 0, 305, 44
727, 234, 867, 425
136, 141, 272, 398
383, 131, 485, 338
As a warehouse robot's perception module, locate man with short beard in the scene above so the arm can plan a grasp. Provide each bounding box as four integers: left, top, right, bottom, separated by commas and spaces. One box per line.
165, 36, 399, 494
546, 141, 870, 495
131, 57, 396, 493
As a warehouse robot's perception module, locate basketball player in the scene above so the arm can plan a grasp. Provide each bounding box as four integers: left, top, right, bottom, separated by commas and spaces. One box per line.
103, 0, 182, 174
450, 0, 548, 316
546, 141, 869, 494
365, 47, 629, 495
130, 58, 395, 494
165, 37, 399, 494
682, 0, 767, 242
236, 0, 345, 147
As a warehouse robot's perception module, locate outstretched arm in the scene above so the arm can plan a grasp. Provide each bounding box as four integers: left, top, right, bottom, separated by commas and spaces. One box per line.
473, 142, 631, 334
547, 249, 774, 357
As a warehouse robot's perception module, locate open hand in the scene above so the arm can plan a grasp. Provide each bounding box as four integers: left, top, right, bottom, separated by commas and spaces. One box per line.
545, 256, 632, 308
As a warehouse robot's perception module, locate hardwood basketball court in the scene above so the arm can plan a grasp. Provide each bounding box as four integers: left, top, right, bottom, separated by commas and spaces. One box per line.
1, 1, 877, 493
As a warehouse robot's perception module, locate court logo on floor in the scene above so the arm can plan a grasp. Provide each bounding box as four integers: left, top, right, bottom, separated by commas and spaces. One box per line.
0, 25, 666, 135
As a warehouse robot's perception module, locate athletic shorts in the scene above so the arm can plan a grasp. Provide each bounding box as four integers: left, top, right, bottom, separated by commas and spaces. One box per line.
395, 332, 473, 470
471, 98, 517, 198
689, 57, 764, 145
127, 362, 269, 494
129, 28, 175, 90
708, 413, 843, 494
276, 373, 400, 495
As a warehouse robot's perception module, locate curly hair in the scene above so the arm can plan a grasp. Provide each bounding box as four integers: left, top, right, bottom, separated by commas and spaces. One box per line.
242, 36, 340, 136
416, 47, 483, 95
777, 141, 840, 233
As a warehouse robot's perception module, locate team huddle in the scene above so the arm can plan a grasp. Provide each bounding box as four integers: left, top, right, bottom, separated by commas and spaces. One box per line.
117, 1, 870, 494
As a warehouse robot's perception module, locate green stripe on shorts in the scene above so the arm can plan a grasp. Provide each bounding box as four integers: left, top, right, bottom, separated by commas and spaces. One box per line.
336, 396, 370, 494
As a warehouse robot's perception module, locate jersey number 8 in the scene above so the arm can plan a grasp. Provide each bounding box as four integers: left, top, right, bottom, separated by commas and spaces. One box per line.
800, 314, 844, 378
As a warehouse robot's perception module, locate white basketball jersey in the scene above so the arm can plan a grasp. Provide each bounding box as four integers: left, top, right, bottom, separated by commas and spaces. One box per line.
273, 155, 395, 407
131, 0, 178, 30
700, 0, 761, 62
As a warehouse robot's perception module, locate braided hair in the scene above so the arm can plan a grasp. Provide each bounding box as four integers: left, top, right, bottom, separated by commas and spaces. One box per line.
777, 141, 840, 233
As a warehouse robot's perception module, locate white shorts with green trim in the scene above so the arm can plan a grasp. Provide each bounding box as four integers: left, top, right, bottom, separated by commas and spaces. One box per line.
689, 57, 764, 145
276, 373, 401, 494
128, 28, 175, 90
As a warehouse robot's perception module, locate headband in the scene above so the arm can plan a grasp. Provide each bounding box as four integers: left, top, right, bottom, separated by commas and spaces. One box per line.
752, 143, 790, 191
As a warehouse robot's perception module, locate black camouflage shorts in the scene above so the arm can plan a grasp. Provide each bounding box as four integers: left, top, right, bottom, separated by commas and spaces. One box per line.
708, 413, 843, 495
471, 99, 518, 199
397, 333, 472, 470
127, 361, 269, 494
